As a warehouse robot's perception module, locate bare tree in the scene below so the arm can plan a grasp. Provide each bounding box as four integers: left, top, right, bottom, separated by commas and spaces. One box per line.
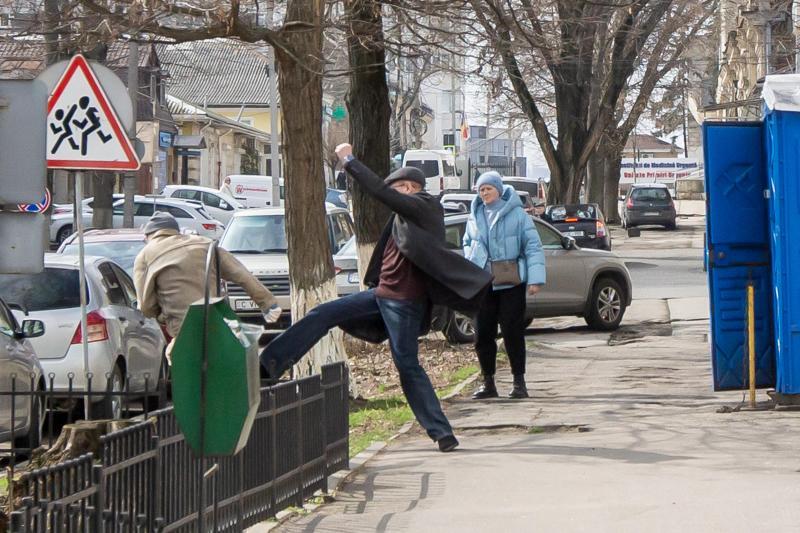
64, 0, 347, 375
468, 0, 687, 204
344, 0, 393, 281
585, 0, 715, 221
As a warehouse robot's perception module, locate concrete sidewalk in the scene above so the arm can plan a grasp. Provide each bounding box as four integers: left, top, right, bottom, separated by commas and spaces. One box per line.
273, 305, 800, 532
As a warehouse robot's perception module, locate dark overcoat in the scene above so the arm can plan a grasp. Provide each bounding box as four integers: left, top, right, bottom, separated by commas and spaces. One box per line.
339, 159, 493, 343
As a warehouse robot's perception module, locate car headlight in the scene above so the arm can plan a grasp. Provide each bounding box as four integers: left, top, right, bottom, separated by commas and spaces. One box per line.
347, 272, 359, 284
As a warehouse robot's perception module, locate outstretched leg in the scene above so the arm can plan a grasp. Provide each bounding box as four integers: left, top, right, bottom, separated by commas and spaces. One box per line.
260, 290, 381, 378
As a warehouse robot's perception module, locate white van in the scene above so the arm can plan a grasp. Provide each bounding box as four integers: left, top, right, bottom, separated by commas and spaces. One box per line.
226, 175, 280, 208
401, 150, 461, 195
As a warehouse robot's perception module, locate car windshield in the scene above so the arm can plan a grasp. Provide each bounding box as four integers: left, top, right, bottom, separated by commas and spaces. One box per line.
547, 204, 597, 221
405, 160, 439, 178
61, 241, 145, 275
0, 268, 86, 311
335, 236, 356, 258
221, 215, 288, 253
632, 188, 669, 201
505, 180, 539, 198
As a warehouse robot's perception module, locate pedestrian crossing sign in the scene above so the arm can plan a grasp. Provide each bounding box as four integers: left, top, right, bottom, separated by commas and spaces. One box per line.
46, 54, 140, 171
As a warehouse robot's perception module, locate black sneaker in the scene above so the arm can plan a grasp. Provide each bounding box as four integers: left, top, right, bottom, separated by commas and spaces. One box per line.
438, 435, 459, 452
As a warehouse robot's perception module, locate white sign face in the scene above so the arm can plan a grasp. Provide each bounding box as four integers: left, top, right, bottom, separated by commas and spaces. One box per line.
46, 55, 140, 171
620, 157, 698, 183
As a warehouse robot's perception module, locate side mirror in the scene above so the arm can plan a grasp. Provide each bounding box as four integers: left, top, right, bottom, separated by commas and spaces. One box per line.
20, 319, 45, 339
561, 236, 576, 250
456, 169, 463, 176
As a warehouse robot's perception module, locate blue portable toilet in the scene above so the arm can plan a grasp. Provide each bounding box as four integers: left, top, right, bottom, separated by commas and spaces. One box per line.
763, 74, 800, 394
703, 121, 775, 391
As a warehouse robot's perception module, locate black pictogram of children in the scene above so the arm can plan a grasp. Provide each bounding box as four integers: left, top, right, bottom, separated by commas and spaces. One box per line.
50, 96, 113, 156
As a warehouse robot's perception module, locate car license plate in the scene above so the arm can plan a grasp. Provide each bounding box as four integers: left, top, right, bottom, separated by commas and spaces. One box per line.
234, 299, 259, 311
644, 211, 659, 216
564, 231, 584, 237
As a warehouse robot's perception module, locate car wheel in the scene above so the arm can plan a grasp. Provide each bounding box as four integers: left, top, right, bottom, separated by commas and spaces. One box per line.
95, 364, 125, 420
15, 391, 43, 452
146, 356, 171, 411
585, 278, 626, 331
56, 225, 73, 244
665, 221, 677, 230
444, 311, 476, 344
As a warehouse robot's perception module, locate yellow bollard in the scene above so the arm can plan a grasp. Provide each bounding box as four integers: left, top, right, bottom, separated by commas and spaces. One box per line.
747, 283, 756, 408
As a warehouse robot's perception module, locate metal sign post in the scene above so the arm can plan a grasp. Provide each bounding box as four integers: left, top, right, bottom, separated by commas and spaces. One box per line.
75, 171, 91, 418
39, 54, 141, 419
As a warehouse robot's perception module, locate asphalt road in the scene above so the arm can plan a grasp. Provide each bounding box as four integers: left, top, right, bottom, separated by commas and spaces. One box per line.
612, 216, 708, 300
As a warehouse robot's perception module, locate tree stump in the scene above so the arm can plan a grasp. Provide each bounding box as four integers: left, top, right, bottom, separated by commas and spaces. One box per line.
2, 418, 152, 521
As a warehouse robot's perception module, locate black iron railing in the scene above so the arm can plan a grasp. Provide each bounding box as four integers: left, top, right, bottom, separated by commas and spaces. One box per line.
4, 362, 349, 532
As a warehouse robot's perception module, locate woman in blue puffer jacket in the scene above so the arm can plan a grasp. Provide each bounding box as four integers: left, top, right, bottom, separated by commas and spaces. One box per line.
463, 171, 546, 399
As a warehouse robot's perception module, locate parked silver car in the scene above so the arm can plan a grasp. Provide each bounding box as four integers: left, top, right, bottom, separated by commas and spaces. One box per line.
0, 255, 167, 419
438, 214, 633, 342
0, 297, 45, 449
333, 214, 633, 343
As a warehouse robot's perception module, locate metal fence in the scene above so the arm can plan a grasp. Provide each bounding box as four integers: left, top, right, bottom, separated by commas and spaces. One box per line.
5, 362, 349, 532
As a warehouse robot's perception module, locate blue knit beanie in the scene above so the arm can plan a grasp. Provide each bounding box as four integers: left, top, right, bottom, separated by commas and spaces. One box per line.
475, 171, 504, 194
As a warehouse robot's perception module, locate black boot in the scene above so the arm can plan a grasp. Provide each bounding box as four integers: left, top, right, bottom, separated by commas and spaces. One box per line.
472, 375, 499, 399
508, 374, 529, 399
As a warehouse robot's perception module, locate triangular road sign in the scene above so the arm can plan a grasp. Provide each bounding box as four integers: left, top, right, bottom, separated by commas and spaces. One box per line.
46, 54, 140, 171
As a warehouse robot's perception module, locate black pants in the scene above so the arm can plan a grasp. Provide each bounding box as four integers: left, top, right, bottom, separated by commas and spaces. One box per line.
474, 283, 527, 377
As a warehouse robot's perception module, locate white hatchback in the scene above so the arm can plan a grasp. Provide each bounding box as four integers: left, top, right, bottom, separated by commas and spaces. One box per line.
112, 196, 225, 238
0, 255, 167, 419
161, 185, 244, 225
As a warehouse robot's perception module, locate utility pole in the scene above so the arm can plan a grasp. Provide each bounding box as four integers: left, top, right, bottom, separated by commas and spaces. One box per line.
450, 54, 457, 154
123, 38, 138, 228
484, 94, 491, 169
267, 0, 281, 207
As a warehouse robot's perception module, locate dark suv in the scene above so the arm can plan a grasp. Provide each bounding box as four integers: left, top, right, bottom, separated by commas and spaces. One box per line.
621, 184, 677, 230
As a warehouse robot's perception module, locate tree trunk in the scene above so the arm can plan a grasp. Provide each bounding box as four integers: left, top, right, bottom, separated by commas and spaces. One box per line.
603, 156, 623, 223
586, 151, 606, 205
91, 172, 115, 228
276, 0, 346, 376
345, 0, 393, 282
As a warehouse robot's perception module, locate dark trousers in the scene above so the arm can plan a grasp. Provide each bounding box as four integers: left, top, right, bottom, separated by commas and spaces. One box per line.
474, 283, 528, 377
260, 289, 453, 441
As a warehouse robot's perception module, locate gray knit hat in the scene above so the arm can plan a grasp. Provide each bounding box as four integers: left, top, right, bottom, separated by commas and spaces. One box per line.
143, 211, 180, 235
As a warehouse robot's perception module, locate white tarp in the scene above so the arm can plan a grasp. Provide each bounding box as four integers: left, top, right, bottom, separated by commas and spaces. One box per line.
763, 74, 800, 112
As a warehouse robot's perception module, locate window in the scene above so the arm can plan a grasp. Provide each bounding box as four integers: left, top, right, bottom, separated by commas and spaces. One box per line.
62, 240, 146, 276
0, 268, 86, 311
329, 213, 354, 254
443, 133, 455, 146
98, 263, 127, 306
134, 202, 155, 217
444, 222, 466, 250
202, 192, 222, 209
175, 189, 201, 201
220, 215, 288, 253
0, 301, 15, 337
442, 160, 456, 176
111, 265, 137, 306
534, 221, 563, 248
158, 205, 191, 218
405, 160, 439, 178
631, 188, 669, 201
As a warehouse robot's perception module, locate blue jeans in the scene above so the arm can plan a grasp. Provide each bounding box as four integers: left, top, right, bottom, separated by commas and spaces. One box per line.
260, 290, 453, 441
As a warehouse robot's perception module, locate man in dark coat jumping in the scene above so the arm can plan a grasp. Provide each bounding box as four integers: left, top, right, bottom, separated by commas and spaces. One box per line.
261, 143, 492, 452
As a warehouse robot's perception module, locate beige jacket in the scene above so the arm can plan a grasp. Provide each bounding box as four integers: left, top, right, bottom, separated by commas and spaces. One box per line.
133, 229, 277, 338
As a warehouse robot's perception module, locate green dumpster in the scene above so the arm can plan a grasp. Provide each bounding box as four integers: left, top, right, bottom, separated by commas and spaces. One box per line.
171, 296, 261, 456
